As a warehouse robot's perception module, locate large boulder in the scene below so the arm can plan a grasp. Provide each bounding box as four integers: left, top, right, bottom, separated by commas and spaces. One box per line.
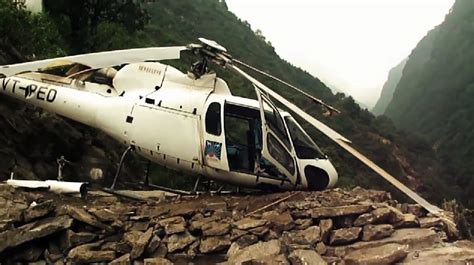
227, 239, 284, 264
344, 243, 408, 265
0, 215, 73, 252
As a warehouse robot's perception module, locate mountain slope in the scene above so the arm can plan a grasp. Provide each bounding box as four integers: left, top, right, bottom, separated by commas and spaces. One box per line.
385, 0, 474, 206
372, 59, 407, 115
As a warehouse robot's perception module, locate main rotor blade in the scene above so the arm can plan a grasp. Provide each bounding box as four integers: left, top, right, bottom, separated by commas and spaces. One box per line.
229, 64, 442, 215
0, 46, 187, 76
232, 59, 341, 114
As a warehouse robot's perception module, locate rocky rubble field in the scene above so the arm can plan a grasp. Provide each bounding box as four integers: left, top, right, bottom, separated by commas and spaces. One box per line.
0, 184, 473, 264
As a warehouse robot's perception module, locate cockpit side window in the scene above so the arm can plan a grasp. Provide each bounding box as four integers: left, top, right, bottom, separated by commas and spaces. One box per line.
206, 102, 221, 136
285, 116, 326, 159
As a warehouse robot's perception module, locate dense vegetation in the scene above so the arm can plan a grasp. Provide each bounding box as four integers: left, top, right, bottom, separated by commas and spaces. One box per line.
372, 59, 407, 115
385, 0, 474, 208
0, 0, 455, 204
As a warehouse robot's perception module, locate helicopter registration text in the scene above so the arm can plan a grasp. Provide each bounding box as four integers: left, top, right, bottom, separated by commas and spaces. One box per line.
1, 78, 57, 103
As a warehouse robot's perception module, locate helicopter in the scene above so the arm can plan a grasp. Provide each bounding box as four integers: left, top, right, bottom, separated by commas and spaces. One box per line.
0, 38, 441, 215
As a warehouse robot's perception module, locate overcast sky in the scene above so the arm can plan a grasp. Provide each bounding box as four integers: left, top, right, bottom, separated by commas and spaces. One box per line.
225, 0, 454, 108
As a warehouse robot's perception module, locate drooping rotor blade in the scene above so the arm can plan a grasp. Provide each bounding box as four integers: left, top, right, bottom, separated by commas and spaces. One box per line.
233, 59, 341, 114
228, 63, 442, 215
0, 46, 187, 76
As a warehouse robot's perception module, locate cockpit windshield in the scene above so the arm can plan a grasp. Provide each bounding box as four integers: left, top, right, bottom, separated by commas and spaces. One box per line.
285, 116, 326, 159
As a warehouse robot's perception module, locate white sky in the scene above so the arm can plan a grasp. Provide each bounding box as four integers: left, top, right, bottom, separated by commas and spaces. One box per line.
226, 0, 454, 108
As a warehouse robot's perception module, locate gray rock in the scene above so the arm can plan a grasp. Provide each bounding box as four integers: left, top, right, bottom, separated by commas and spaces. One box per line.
68, 242, 116, 263
288, 249, 327, 265
0, 215, 73, 252
144, 257, 173, 265
227, 239, 284, 264
262, 210, 295, 232
200, 235, 231, 253
234, 217, 267, 230
145, 234, 162, 255
344, 243, 408, 265
124, 228, 153, 259
309, 205, 372, 218
329, 227, 362, 246
202, 221, 231, 236
362, 224, 394, 241
167, 231, 197, 253
23, 200, 54, 222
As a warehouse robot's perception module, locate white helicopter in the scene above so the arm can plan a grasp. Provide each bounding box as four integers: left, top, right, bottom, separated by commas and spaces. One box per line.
0, 38, 441, 215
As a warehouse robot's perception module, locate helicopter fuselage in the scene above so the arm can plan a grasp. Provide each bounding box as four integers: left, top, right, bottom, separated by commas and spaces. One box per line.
0, 61, 338, 191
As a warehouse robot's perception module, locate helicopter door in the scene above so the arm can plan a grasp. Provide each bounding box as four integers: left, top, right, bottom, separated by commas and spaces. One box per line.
255, 88, 298, 184
202, 100, 229, 171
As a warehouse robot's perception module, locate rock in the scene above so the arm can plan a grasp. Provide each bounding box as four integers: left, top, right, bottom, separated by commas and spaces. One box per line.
144, 257, 173, 265
288, 249, 327, 265
234, 218, 267, 230
109, 253, 130, 264
202, 221, 231, 236
353, 213, 375, 227
309, 205, 372, 218
329, 227, 362, 246
0, 215, 73, 252
262, 229, 279, 241
393, 214, 419, 228
262, 210, 295, 232
59, 230, 97, 251
167, 231, 197, 253
200, 235, 231, 253
419, 217, 444, 229
146, 234, 162, 254
0, 219, 14, 233
68, 242, 116, 263
246, 254, 290, 265
65, 205, 112, 232
125, 220, 150, 231
283, 226, 321, 246
362, 224, 394, 241
158, 216, 185, 227
316, 242, 327, 255
344, 243, 408, 265
319, 219, 333, 243
294, 219, 313, 230
102, 241, 132, 254
403, 241, 474, 264
326, 228, 441, 257
205, 201, 227, 212
235, 234, 259, 248
249, 226, 269, 237
164, 223, 186, 235
405, 204, 426, 217
124, 228, 153, 259
189, 215, 219, 232
230, 229, 247, 241
89, 208, 118, 222
10, 242, 45, 262
227, 239, 284, 264
169, 205, 195, 218
137, 206, 169, 219
23, 200, 54, 222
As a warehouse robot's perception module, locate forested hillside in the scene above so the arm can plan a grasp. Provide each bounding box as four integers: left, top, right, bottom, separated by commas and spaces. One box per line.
385, 0, 474, 207
0, 0, 455, 203
372, 59, 407, 115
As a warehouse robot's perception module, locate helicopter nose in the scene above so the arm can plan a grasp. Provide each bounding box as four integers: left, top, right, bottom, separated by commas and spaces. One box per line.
303, 159, 338, 191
